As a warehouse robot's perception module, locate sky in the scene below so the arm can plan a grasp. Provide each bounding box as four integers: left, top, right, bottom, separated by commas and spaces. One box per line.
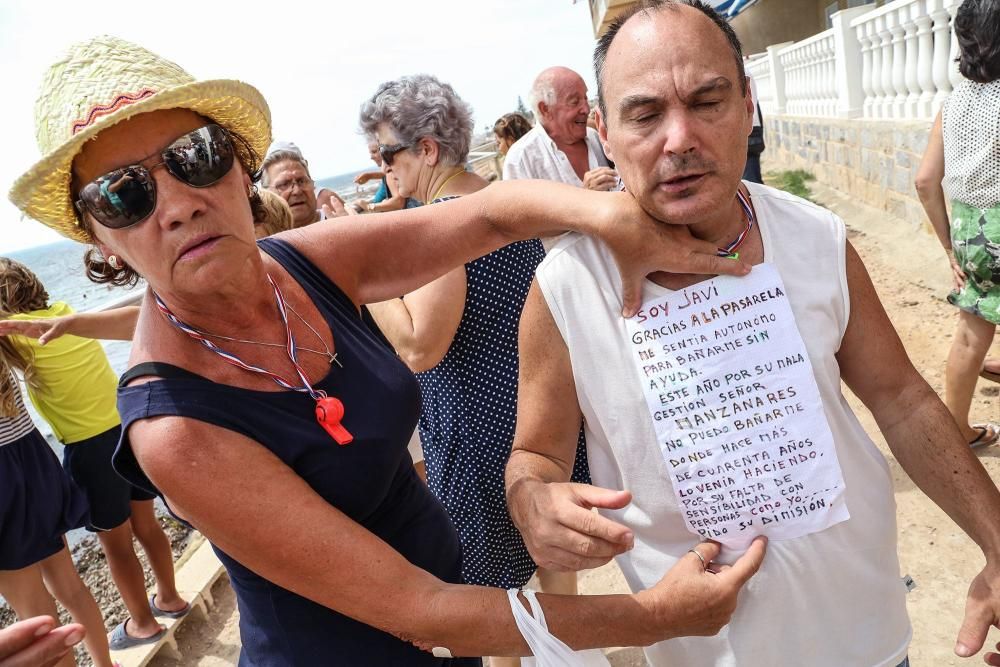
0, 0, 601, 253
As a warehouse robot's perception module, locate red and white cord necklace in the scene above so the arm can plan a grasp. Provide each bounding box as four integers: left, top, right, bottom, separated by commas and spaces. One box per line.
717, 188, 756, 259
153, 275, 353, 445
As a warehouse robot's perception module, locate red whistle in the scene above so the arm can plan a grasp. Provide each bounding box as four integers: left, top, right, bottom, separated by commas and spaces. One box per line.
315, 396, 353, 445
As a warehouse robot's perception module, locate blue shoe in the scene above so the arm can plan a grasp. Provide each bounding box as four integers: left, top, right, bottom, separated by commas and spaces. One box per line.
150, 594, 191, 619
108, 619, 165, 650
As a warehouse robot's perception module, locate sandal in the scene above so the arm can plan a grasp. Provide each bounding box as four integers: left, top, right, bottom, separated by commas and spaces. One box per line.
108, 619, 165, 650
150, 594, 191, 619
968, 423, 999, 449
980, 367, 1000, 384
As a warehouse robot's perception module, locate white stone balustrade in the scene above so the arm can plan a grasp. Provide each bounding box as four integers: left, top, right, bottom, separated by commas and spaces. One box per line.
848, 0, 966, 120
745, 53, 773, 114
755, 0, 967, 122
779, 29, 837, 116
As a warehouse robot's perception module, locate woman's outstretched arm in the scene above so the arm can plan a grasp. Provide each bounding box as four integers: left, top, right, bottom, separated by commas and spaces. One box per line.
130, 414, 766, 658
288, 180, 749, 317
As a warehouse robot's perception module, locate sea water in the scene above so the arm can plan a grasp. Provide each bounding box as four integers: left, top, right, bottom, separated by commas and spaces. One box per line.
315, 168, 377, 203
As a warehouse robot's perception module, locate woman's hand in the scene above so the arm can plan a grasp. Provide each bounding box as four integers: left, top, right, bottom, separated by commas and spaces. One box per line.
638, 538, 767, 641
0, 316, 71, 345
0, 616, 84, 667
595, 192, 752, 316
947, 249, 967, 291
354, 172, 380, 185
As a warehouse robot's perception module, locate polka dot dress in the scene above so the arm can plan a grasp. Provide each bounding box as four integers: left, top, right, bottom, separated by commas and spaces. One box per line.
942, 79, 1000, 209
416, 199, 590, 589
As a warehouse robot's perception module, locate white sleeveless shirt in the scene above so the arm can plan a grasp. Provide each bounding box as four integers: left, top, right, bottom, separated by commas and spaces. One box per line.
536, 182, 910, 666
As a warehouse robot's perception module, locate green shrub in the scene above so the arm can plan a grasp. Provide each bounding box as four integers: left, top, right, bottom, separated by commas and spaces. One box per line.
765, 170, 815, 201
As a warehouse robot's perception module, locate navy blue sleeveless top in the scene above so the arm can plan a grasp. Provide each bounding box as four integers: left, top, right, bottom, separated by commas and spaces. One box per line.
113, 238, 481, 667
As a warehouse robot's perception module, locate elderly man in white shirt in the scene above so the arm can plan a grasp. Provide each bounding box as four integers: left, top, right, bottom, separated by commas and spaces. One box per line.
503, 67, 618, 191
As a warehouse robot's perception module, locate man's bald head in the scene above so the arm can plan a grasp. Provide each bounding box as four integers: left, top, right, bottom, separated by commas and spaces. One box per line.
593, 0, 746, 117
590, 0, 754, 228
530, 66, 591, 145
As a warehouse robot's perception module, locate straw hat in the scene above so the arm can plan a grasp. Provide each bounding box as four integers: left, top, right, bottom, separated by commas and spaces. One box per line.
8, 35, 272, 243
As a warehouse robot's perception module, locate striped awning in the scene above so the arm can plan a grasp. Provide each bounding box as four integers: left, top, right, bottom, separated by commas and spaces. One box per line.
710, 0, 762, 17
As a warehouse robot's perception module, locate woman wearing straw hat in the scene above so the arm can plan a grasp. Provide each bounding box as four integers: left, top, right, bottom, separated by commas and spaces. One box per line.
8, 36, 764, 665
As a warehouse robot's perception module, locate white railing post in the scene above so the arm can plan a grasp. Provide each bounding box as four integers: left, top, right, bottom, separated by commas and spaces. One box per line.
870, 18, 885, 118
793, 46, 804, 116
914, 2, 935, 118
746, 55, 775, 116
929, 0, 953, 113
802, 44, 819, 116
778, 30, 837, 118
889, 10, 907, 117
859, 21, 876, 118
767, 42, 792, 114
946, 0, 964, 90
826, 35, 838, 116
902, 3, 922, 117
832, 5, 870, 118
877, 15, 894, 118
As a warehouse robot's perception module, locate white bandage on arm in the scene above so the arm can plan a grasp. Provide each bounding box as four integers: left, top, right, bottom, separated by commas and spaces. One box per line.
506, 589, 583, 666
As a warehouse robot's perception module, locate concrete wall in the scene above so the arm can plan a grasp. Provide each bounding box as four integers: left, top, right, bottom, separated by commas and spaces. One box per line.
732, 0, 828, 55
733, 0, 877, 55
761, 114, 932, 226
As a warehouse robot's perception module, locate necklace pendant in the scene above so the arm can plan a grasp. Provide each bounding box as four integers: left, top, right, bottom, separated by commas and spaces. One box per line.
330, 352, 343, 368
316, 396, 353, 445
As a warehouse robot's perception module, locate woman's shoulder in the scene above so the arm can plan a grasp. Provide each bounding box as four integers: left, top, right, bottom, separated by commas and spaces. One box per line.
259, 235, 359, 314
945, 79, 1000, 114
123, 309, 209, 388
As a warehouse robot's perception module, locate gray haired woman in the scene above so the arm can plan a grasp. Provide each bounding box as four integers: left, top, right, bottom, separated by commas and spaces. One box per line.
361, 76, 592, 666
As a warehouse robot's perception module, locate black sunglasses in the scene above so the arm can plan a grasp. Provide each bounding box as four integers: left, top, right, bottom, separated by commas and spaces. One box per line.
74, 124, 235, 230
378, 142, 412, 167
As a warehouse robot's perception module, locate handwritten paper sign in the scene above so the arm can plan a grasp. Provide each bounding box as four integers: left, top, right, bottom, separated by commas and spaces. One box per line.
626, 263, 849, 550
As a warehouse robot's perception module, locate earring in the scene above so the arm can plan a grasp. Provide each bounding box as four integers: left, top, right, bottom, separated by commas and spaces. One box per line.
107, 255, 122, 270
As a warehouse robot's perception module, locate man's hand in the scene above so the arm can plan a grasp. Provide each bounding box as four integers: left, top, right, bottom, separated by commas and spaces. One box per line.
582, 167, 619, 192
595, 191, 750, 316
0, 616, 84, 667
0, 317, 70, 345
321, 196, 350, 219
508, 479, 635, 571
955, 562, 1000, 661
640, 538, 767, 640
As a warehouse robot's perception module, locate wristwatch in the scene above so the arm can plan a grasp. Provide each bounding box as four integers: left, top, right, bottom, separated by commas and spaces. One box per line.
367, 203, 376, 212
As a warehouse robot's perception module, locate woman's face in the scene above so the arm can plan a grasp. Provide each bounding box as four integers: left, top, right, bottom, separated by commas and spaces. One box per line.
73, 109, 258, 300
495, 133, 513, 155
375, 123, 427, 201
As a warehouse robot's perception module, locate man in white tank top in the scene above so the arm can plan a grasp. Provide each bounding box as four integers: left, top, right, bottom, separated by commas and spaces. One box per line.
505, 2, 1000, 665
